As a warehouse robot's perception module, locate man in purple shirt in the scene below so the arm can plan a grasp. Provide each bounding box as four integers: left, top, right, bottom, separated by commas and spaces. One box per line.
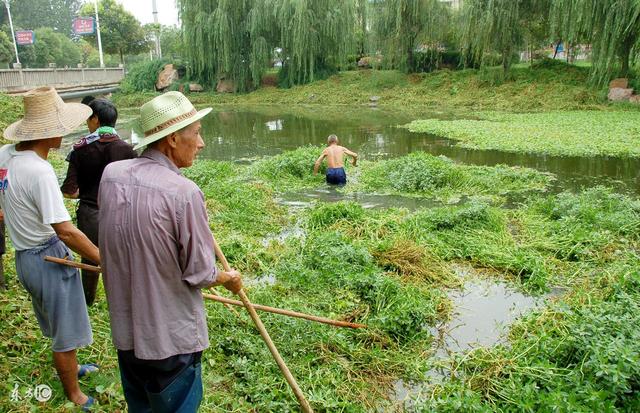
98, 92, 242, 413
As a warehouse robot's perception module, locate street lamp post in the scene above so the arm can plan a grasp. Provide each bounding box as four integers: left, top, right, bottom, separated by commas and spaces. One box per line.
152, 0, 162, 59
93, 0, 105, 67
3, 0, 21, 67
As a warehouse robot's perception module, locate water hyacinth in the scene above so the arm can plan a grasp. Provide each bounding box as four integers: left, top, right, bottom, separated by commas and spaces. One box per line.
405, 111, 640, 158
1, 141, 639, 411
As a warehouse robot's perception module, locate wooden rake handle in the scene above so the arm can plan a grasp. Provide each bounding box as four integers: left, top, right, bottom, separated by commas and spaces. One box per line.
43, 256, 363, 330
44, 256, 101, 272
212, 239, 314, 413
202, 292, 366, 329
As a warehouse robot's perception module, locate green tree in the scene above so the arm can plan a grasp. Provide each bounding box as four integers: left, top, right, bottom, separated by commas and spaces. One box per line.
1, 0, 81, 33
461, 0, 550, 72
18, 27, 81, 67
551, 0, 640, 85
77, 38, 94, 66
79, 0, 149, 64
356, 0, 369, 58
180, 0, 278, 92
277, 0, 357, 87
372, 0, 450, 72
0, 30, 13, 65
143, 24, 183, 61
179, 0, 357, 91
160, 25, 185, 61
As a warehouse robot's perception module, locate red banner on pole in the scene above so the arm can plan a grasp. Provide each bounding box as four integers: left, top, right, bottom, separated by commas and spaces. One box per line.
73, 17, 95, 35
15, 30, 35, 46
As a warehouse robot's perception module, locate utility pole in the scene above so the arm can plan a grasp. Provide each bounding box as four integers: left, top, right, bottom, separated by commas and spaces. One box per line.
152, 0, 162, 59
3, 0, 20, 67
94, 0, 105, 67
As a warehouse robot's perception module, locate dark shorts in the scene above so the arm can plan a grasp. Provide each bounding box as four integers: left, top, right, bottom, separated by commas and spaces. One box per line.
118, 350, 203, 413
326, 167, 347, 185
15, 237, 93, 352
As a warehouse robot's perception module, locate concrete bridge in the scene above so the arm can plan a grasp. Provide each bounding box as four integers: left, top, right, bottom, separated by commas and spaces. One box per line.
0, 67, 125, 99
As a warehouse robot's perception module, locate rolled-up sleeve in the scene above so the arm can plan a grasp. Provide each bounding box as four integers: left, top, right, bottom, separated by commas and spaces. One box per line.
177, 189, 218, 288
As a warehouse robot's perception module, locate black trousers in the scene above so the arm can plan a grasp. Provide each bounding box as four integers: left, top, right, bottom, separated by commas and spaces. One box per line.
76, 202, 100, 306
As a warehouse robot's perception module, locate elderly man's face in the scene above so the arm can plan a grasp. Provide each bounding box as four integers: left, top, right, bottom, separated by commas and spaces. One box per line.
174, 121, 204, 168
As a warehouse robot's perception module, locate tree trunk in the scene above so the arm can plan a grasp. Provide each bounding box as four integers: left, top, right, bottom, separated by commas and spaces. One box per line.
407, 46, 414, 73
620, 38, 633, 77
553, 41, 561, 59
502, 45, 512, 75
120, 49, 124, 65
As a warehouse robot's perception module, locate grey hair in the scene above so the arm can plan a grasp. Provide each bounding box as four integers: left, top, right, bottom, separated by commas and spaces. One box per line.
327, 134, 339, 144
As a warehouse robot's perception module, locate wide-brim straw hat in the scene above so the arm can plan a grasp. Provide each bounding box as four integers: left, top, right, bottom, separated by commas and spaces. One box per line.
134, 91, 212, 150
3, 87, 92, 141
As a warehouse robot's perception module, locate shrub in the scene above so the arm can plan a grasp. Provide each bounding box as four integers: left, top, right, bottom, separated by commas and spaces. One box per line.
120, 59, 168, 93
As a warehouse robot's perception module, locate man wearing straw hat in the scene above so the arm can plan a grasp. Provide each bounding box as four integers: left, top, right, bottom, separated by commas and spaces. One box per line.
0, 87, 101, 410
98, 91, 243, 412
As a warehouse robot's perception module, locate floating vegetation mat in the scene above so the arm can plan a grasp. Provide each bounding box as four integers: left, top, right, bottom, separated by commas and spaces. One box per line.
1, 149, 638, 412
405, 111, 640, 158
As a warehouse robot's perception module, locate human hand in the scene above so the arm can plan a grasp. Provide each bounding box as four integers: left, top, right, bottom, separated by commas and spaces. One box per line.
222, 269, 243, 294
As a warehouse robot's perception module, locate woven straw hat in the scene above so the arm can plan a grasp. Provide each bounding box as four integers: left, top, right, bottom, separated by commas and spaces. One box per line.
134, 91, 212, 150
3, 87, 92, 141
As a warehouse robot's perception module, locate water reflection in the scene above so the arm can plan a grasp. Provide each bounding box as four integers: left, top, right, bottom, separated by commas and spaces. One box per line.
73, 105, 638, 194
392, 263, 554, 409
277, 187, 445, 211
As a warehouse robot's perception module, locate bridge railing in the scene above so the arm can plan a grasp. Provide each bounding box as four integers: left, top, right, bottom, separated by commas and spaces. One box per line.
0, 68, 125, 93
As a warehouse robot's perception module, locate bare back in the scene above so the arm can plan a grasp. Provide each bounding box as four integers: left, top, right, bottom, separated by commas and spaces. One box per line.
324, 145, 348, 168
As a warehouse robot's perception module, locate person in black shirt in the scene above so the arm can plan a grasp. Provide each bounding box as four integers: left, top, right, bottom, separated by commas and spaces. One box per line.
62, 98, 137, 306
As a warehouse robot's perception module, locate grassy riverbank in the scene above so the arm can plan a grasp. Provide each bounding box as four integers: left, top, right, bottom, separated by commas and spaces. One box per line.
1, 147, 638, 411
0, 64, 638, 411
112, 62, 614, 112
108, 63, 640, 159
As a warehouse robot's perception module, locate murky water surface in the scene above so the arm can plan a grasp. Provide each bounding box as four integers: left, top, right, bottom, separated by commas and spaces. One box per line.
101, 105, 639, 194
66, 104, 633, 409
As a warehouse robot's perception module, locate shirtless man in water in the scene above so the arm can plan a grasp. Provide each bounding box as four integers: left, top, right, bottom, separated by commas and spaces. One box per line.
313, 134, 358, 185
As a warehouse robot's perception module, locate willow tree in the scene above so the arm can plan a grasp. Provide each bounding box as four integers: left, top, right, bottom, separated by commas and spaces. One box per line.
356, 0, 369, 58
180, 0, 357, 91
551, 0, 640, 85
461, 0, 550, 72
372, 0, 450, 72
179, 0, 277, 92
276, 0, 358, 87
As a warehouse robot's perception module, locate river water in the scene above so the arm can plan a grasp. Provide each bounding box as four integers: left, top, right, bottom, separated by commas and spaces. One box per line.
83, 104, 636, 409
111, 105, 639, 194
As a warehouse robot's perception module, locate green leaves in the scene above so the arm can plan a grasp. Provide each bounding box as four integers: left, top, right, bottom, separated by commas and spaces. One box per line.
405, 111, 640, 158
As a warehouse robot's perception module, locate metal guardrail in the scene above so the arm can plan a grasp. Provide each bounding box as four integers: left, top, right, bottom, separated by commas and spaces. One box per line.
0, 68, 125, 93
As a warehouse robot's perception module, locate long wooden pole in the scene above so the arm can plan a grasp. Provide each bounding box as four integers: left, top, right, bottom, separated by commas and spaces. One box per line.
202, 293, 366, 329
44, 256, 242, 316
43, 256, 362, 331
212, 238, 314, 413
44, 256, 100, 272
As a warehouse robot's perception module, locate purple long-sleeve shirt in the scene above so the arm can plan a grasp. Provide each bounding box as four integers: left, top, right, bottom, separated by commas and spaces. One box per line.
98, 148, 218, 360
